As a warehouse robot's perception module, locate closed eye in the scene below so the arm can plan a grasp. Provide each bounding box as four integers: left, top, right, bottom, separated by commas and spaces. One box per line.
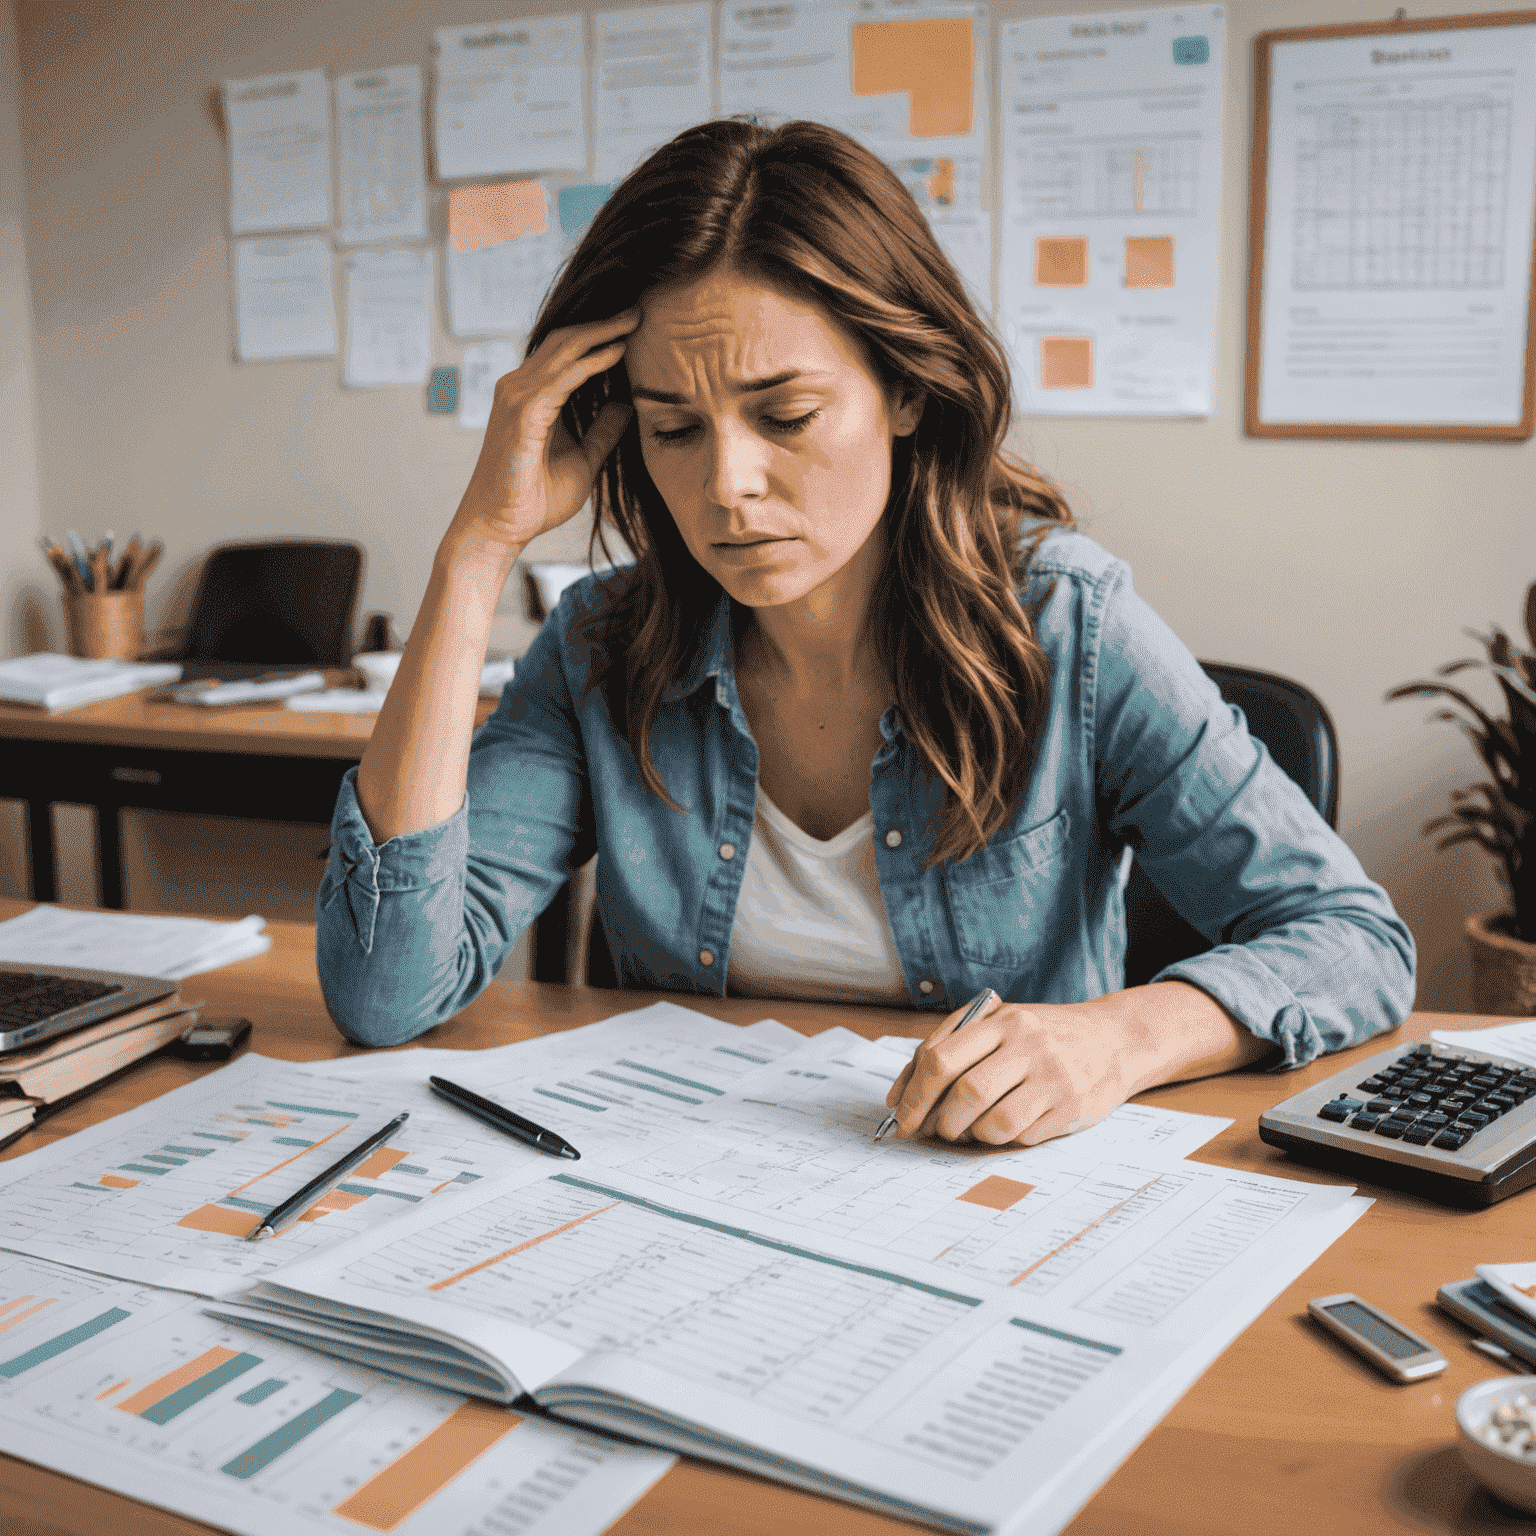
647, 408, 822, 446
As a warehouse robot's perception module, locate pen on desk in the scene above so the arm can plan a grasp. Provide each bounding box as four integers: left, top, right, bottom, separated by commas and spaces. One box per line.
429, 1076, 580, 1160
245, 1110, 410, 1240
873, 987, 1000, 1143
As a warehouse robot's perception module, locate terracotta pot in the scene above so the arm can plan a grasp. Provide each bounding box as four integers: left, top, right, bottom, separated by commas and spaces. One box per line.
1466, 912, 1536, 1017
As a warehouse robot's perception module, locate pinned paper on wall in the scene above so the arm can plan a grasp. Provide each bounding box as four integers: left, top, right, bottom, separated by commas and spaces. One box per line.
446, 227, 564, 339
434, 16, 589, 179
851, 17, 974, 138
557, 184, 615, 240
344, 248, 433, 387
334, 66, 428, 246
459, 340, 524, 429
232, 237, 337, 362
223, 70, 333, 235
449, 180, 550, 253
593, 2, 714, 183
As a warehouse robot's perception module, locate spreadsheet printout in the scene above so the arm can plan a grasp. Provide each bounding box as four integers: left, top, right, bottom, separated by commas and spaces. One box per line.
999, 6, 1227, 416
0, 1255, 671, 1536
1255, 21, 1536, 426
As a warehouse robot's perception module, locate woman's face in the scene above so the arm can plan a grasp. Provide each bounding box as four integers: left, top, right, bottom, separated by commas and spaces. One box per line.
624, 267, 922, 611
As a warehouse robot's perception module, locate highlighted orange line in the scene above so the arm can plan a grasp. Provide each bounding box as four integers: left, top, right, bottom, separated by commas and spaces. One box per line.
0, 1298, 55, 1334
225, 1120, 352, 1199
1009, 1178, 1162, 1287
100, 1175, 139, 1190
119, 1346, 241, 1416
428, 1204, 619, 1292
95, 1379, 130, 1401
0, 1296, 36, 1317
429, 1181, 451, 1194
177, 1204, 261, 1237
332, 1399, 520, 1530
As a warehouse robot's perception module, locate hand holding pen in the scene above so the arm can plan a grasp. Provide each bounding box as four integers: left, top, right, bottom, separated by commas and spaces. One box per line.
874, 989, 1000, 1142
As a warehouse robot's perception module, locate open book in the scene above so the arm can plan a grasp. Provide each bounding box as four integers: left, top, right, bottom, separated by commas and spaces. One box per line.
205, 1035, 1369, 1535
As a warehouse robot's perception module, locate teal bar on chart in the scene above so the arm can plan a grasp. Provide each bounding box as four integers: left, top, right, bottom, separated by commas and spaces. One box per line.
236, 1378, 286, 1405
0, 1308, 132, 1378
220, 1388, 362, 1479
138, 1352, 262, 1425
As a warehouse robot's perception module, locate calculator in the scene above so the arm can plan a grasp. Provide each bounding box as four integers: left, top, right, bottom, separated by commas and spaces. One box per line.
1259, 1040, 1536, 1207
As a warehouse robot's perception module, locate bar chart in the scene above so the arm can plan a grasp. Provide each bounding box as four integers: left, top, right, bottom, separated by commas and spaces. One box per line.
0, 1253, 671, 1536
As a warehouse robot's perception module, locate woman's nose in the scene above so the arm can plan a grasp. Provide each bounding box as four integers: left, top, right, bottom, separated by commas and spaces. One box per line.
704, 418, 769, 508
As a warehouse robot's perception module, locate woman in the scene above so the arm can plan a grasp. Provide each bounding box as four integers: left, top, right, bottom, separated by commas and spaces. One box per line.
319, 119, 1414, 1147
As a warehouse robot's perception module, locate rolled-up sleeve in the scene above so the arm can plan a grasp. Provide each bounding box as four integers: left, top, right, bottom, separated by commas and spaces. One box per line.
1091, 562, 1416, 1068
316, 600, 596, 1047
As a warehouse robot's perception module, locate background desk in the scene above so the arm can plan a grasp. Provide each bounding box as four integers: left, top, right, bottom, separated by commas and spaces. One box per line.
0, 688, 497, 909
0, 895, 1525, 1535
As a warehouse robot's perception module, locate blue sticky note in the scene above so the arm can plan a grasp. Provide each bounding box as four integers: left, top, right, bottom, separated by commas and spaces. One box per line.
428, 366, 460, 414
558, 184, 615, 239
1172, 35, 1209, 64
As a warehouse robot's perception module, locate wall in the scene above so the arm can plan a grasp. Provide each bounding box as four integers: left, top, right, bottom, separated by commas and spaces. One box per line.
8, 0, 1530, 1003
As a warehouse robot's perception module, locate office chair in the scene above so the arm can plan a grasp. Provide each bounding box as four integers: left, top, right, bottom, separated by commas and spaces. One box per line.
167, 540, 364, 671
533, 662, 1340, 992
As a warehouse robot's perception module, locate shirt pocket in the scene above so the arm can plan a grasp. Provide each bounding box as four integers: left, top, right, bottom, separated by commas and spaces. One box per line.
944, 809, 1070, 971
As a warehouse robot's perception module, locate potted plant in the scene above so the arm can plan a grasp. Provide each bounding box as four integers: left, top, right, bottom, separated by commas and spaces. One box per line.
1387, 582, 1536, 1014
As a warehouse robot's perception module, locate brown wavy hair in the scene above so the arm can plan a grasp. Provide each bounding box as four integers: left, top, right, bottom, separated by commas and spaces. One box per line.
527, 119, 1072, 865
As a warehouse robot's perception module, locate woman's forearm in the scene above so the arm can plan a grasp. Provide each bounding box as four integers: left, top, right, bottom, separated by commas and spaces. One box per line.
1102, 980, 1276, 1093
356, 532, 524, 843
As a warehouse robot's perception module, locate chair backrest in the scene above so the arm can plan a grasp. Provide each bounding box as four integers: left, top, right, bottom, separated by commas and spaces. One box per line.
1121, 661, 1340, 989
179, 541, 364, 665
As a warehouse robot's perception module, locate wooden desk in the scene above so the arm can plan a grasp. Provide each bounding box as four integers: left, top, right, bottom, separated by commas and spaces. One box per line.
0, 896, 1526, 1535
0, 688, 496, 909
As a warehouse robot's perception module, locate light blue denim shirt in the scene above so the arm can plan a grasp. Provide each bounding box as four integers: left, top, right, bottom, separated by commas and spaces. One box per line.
318, 528, 1415, 1064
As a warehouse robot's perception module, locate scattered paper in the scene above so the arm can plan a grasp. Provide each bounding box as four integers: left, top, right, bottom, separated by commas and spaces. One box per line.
0, 906, 270, 980
459, 340, 524, 428
449, 178, 549, 251
434, 16, 589, 179
223, 69, 333, 235
343, 247, 433, 387
999, 5, 1226, 417
334, 65, 428, 246
1430, 1018, 1536, 1068
285, 688, 388, 714
593, 3, 713, 182
232, 237, 337, 362
1254, 20, 1536, 428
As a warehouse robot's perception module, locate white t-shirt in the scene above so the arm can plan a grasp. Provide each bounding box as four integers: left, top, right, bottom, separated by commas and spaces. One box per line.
727, 788, 909, 1005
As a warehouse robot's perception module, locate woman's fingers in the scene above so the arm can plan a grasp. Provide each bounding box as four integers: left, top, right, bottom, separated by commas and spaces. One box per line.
530, 308, 641, 371
579, 401, 633, 475
891, 1012, 1006, 1137
885, 1058, 917, 1108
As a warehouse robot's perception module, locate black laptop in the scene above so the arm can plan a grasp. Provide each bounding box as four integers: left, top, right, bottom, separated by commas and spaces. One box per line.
0, 960, 178, 1053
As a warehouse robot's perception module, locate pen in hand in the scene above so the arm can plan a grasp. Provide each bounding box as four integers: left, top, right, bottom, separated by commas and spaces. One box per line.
246, 1110, 410, 1240
873, 988, 1000, 1143
430, 1076, 580, 1160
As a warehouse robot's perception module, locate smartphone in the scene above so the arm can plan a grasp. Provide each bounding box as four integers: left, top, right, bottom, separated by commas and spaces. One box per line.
170, 1016, 253, 1061
1307, 1293, 1448, 1382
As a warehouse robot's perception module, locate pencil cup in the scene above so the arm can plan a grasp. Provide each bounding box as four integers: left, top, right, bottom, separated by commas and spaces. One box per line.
64, 590, 145, 660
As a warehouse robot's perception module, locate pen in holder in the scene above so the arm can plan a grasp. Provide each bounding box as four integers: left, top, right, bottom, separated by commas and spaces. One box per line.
42, 530, 162, 660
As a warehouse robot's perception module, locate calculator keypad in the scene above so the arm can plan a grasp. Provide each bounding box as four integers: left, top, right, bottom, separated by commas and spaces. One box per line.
1315, 1042, 1536, 1153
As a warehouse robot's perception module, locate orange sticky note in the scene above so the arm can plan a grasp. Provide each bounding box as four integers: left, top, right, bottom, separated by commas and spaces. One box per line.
1035, 237, 1088, 287
852, 18, 973, 138
1040, 336, 1093, 389
449, 180, 548, 253
1125, 235, 1175, 288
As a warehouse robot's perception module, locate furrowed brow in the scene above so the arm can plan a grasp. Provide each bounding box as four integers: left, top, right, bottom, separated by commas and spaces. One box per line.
630, 370, 822, 405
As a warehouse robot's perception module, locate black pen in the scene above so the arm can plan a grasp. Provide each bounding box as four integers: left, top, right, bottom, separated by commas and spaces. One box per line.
245, 1110, 410, 1240
429, 1076, 581, 1160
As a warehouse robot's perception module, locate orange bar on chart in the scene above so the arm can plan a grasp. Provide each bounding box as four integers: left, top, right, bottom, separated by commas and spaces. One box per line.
352, 1146, 410, 1181
957, 1175, 1036, 1212
118, 1346, 242, 1417
852, 19, 973, 138
0, 1296, 36, 1317
99, 1175, 139, 1190
0, 1298, 54, 1334
332, 1400, 521, 1531
428, 1203, 618, 1292
1040, 337, 1093, 390
177, 1204, 262, 1237
1034, 237, 1088, 287
299, 1188, 369, 1222
1124, 235, 1175, 288
94, 1379, 131, 1401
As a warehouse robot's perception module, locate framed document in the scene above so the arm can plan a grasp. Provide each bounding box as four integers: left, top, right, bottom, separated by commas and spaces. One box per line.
1246, 11, 1536, 440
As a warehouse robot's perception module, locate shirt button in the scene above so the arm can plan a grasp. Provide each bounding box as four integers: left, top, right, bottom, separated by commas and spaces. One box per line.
918, 979, 934, 995
719, 843, 735, 860
700, 950, 714, 967
884, 829, 903, 848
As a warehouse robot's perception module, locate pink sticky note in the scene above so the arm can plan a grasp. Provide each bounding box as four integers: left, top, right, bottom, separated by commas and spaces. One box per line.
449, 180, 548, 253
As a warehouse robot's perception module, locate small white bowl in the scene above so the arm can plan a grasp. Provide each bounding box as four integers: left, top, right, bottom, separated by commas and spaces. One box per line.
353, 650, 403, 690
1456, 1375, 1536, 1513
